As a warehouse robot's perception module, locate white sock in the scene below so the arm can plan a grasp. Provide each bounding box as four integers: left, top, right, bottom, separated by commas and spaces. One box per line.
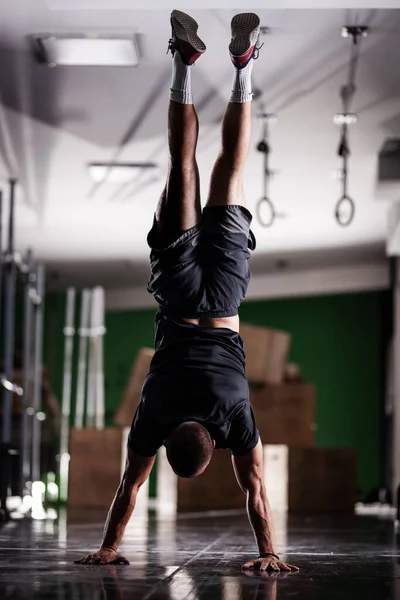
170, 52, 193, 104
230, 59, 253, 103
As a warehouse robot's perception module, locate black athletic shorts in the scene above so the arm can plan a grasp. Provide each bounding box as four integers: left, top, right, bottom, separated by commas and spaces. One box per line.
147, 205, 256, 319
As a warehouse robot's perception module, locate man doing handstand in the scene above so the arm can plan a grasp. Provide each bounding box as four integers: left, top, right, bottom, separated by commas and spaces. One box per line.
76, 10, 298, 573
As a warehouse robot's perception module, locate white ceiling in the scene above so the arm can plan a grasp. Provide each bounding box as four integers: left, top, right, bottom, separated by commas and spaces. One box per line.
1, 3, 399, 289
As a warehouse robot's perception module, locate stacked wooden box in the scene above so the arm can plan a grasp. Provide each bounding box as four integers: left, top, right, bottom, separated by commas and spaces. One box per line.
68, 426, 149, 512
168, 445, 357, 514
240, 323, 316, 448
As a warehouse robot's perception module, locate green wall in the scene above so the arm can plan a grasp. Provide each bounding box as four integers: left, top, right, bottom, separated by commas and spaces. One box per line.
239, 293, 386, 493
44, 290, 387, 494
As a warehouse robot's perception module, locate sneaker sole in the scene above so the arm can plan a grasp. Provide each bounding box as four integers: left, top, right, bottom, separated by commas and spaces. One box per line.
229, 12, 260, 56
171, 10, 206, 54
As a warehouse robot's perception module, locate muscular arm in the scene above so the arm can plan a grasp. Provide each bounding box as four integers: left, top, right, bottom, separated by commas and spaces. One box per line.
232, 439, 276, 554
75, 447, 155, 565
232, 439, 298, 572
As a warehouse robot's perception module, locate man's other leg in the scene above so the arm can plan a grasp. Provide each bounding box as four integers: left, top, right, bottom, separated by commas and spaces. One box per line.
207, 13, 260, 208
156, 101, 200, 245
156, 11, 206, 245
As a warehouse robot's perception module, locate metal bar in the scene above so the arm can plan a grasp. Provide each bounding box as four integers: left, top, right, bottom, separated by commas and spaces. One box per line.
86, 291, 96, 429
343, 155, 348, 199
0, 191, 3, 343
264, 148, 269, 196
393, 260, 400, 509
2, 179, 17, 444
31, 263, 45, 483
59, 288, 76, 503
19, 249, 34, 496
94, 287, 105, 430
74, 290, 91, 430
347, 39, 361, 103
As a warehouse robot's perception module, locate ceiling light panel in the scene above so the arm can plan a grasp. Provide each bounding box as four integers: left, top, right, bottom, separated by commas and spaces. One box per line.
36, 36, 140, 67
88, 163, 160, 183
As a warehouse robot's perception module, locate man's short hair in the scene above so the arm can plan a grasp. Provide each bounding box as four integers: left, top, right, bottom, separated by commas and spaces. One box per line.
165, 421, 213, 478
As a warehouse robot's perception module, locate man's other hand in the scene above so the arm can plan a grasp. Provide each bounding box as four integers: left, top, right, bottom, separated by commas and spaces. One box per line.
74, 547, 129, 565
242, 556, 299, 572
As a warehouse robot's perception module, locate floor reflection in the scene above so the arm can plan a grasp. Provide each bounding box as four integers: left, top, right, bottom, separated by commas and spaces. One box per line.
0, 511, 399, 599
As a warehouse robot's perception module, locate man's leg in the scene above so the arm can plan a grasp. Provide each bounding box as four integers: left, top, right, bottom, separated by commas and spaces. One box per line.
156, 10, 206, 245
156, 101, 200, 244
207, 13, 260, 208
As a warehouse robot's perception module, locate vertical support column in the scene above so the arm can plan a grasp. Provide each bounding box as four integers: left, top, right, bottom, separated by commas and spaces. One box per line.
31, 263, 45, 483
59, 288, 76, 503
75, 290, 91, 430
393, 258, 400, 522
0, 191, 3, 341
86, 291, 96, 429
20, 249, 34, 496
2, 179, 17, 444
94, 287, 105, 430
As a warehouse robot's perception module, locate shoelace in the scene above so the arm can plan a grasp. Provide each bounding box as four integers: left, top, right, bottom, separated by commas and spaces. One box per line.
252, 42, 264, 60
166, 38, 176, 56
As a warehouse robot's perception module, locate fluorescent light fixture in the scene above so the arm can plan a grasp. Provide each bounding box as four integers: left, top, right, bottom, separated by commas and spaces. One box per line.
333, 113, 357, 125
36, 36, 140, 67
88, 163, 160, 184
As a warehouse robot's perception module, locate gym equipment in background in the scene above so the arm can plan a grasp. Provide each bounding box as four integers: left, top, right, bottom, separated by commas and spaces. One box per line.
58, 286, 106, 504
0, 180, 46, 524
255, 112, 279, 228
333, 25, 369, 227
59, 288, 76, 504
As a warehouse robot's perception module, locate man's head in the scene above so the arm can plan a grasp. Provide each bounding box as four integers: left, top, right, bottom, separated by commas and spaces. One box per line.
165, 421, 215, 478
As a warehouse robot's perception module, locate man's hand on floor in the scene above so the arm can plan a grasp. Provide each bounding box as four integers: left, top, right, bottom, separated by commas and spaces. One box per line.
242, 556, 299, 572
74, 547, 129, 565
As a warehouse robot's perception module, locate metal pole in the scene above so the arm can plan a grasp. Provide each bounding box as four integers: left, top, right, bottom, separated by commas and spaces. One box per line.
0, 191, 3, 342
75, 290, 91, 430
94, 287, 105, 430
393, 259, 400, 512
2, 179, 17, 444
86, 291, 96, 429
19, 249, 34, 496
31, 263, 45, 483
59, 288, 76, 503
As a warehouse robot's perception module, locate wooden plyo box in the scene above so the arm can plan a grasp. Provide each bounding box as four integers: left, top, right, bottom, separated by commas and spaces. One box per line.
68, 427, 149, 511
156, 446, 357, 514
287, 447, 357, 512
240, 323, 291, 385
250, 383, 316, 447
114, 348, 154, 427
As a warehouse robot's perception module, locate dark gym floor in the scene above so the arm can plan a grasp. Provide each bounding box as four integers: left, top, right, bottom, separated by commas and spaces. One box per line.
0, 509, 399, 599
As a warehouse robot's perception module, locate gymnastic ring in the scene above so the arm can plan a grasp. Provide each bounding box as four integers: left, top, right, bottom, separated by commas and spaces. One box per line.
256, 196, 276, 228
335, 195, 355, 227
